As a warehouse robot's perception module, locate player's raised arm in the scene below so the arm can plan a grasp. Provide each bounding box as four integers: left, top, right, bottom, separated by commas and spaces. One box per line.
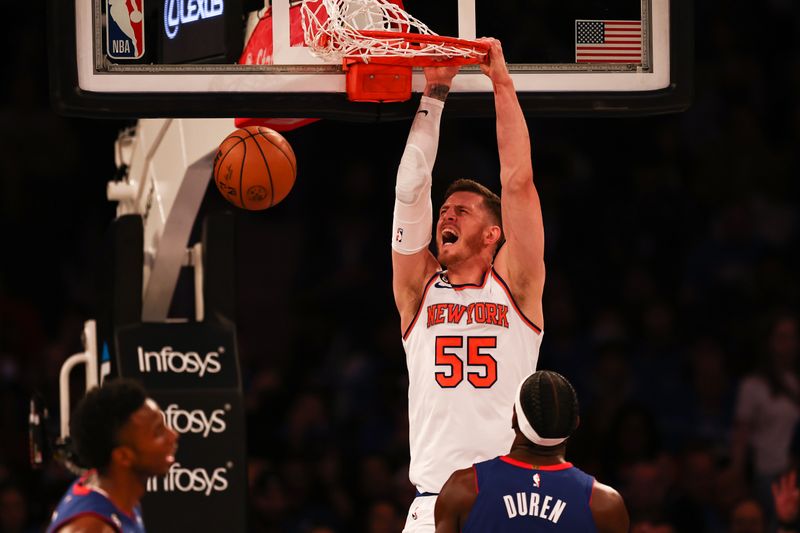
480, 38, 545, 328
391, 66, 459, 331
434, 467, 478, 533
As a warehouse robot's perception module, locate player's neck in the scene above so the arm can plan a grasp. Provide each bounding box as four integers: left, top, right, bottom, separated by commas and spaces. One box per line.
94, 468, 145, 516
507, 441, 567, 467
443, 255, 492, 285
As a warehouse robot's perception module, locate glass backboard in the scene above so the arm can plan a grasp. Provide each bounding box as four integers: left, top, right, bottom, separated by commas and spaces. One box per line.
49, 0, 692, 118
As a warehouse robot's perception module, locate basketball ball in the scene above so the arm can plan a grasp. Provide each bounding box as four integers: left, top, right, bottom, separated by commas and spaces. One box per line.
213, 126, 297, 210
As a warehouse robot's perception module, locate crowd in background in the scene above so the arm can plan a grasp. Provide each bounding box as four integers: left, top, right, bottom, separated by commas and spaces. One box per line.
1, 0, 800, 532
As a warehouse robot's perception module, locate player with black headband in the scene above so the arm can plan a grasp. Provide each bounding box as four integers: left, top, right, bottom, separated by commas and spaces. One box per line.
434, 370, 629, 533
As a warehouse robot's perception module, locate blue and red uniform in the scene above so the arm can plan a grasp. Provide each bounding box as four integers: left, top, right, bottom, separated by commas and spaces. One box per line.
47, 474, 145, 533
463, 456, 597, 532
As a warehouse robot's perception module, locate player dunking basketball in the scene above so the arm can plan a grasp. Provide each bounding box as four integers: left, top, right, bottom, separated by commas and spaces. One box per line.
391, 38, 545, 532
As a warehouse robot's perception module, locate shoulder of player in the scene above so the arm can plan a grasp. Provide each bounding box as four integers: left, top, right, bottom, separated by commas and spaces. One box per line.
590, 481, 629, 533
435, 467, 477, 532
55, 514, 119, 533
439, 466, 478, 506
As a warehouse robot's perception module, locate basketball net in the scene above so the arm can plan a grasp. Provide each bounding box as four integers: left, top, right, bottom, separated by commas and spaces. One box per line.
301, 0, 489, 102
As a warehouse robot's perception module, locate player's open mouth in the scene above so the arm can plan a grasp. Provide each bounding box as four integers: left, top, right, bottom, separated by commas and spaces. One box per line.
442, 228, 459, 246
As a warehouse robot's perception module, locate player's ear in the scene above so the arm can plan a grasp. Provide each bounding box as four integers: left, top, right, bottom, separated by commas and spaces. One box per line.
484, 225, 501, 246
111, 445, 135, 468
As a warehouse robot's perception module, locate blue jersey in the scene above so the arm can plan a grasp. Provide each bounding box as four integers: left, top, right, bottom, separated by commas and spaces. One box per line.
47, 474, 146, 533
463, 456, 597, 532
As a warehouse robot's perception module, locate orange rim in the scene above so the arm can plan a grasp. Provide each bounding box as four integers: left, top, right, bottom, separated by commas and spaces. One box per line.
344, 30, 490, 66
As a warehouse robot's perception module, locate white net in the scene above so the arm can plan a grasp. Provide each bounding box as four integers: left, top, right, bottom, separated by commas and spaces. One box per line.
301, 0, 486, 63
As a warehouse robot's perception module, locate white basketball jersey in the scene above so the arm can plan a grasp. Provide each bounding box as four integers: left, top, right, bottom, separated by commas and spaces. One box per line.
402, 268, 543, 493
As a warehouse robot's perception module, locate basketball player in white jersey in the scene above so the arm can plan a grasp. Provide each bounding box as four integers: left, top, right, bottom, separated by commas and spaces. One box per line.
391, 38, 545, 532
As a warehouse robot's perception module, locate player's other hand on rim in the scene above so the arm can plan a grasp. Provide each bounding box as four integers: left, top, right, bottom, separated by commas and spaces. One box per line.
477, 37, 512, 86
423, 64, 460, 88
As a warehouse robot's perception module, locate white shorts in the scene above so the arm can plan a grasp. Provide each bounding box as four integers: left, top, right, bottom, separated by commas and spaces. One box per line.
402, 494, 438, 533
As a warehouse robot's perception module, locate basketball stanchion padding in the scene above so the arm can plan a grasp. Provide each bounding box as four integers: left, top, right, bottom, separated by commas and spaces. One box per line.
302, 0, 490, 102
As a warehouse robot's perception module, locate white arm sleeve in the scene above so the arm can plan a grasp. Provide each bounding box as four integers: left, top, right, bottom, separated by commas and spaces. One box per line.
392, 96, 445, 254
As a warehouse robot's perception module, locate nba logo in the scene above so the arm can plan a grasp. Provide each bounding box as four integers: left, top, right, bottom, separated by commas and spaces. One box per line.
106, 0, 145, 59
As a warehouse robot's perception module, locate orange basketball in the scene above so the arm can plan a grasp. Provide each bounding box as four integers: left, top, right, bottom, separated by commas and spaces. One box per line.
213, 126, 297, 210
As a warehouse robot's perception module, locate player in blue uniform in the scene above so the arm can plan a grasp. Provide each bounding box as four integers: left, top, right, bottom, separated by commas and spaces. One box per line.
434, 370, 629, 532
47, 379, 178, 533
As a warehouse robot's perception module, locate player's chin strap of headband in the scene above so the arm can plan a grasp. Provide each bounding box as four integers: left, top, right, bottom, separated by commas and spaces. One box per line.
515, 379, 568, 447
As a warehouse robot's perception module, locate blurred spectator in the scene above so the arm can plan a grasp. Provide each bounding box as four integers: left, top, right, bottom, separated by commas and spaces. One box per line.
308, 527, 336, 533
732, 313, 800, 514
603, 404, 663, 484
619, 460, 673, 525
669, 443, 734, 533
729, 498, 766, 533
630, 521, 677, 533
249, 460, 290, 533
630, 301, 686, 450
317, 449, 354, 524
358, 455, 394, 504
284, 391, 332, 455
365, 501, 402, 533
0, 482, 34, 533
683, 337, 736, 455
714, 463, 751, 529
583, 339, 635, 438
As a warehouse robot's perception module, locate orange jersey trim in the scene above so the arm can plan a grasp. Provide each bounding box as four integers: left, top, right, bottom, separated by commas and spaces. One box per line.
499, 456, 573, 471
402, 272, 440, 340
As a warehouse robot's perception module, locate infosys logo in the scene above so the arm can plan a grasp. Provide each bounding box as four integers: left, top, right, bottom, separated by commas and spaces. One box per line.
137, 346, 223, 377
162, 403, 229, 438
147, 463, 230, 496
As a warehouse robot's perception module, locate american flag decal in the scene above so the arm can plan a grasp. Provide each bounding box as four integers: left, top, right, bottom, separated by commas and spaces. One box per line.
575, 20, 642, 64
